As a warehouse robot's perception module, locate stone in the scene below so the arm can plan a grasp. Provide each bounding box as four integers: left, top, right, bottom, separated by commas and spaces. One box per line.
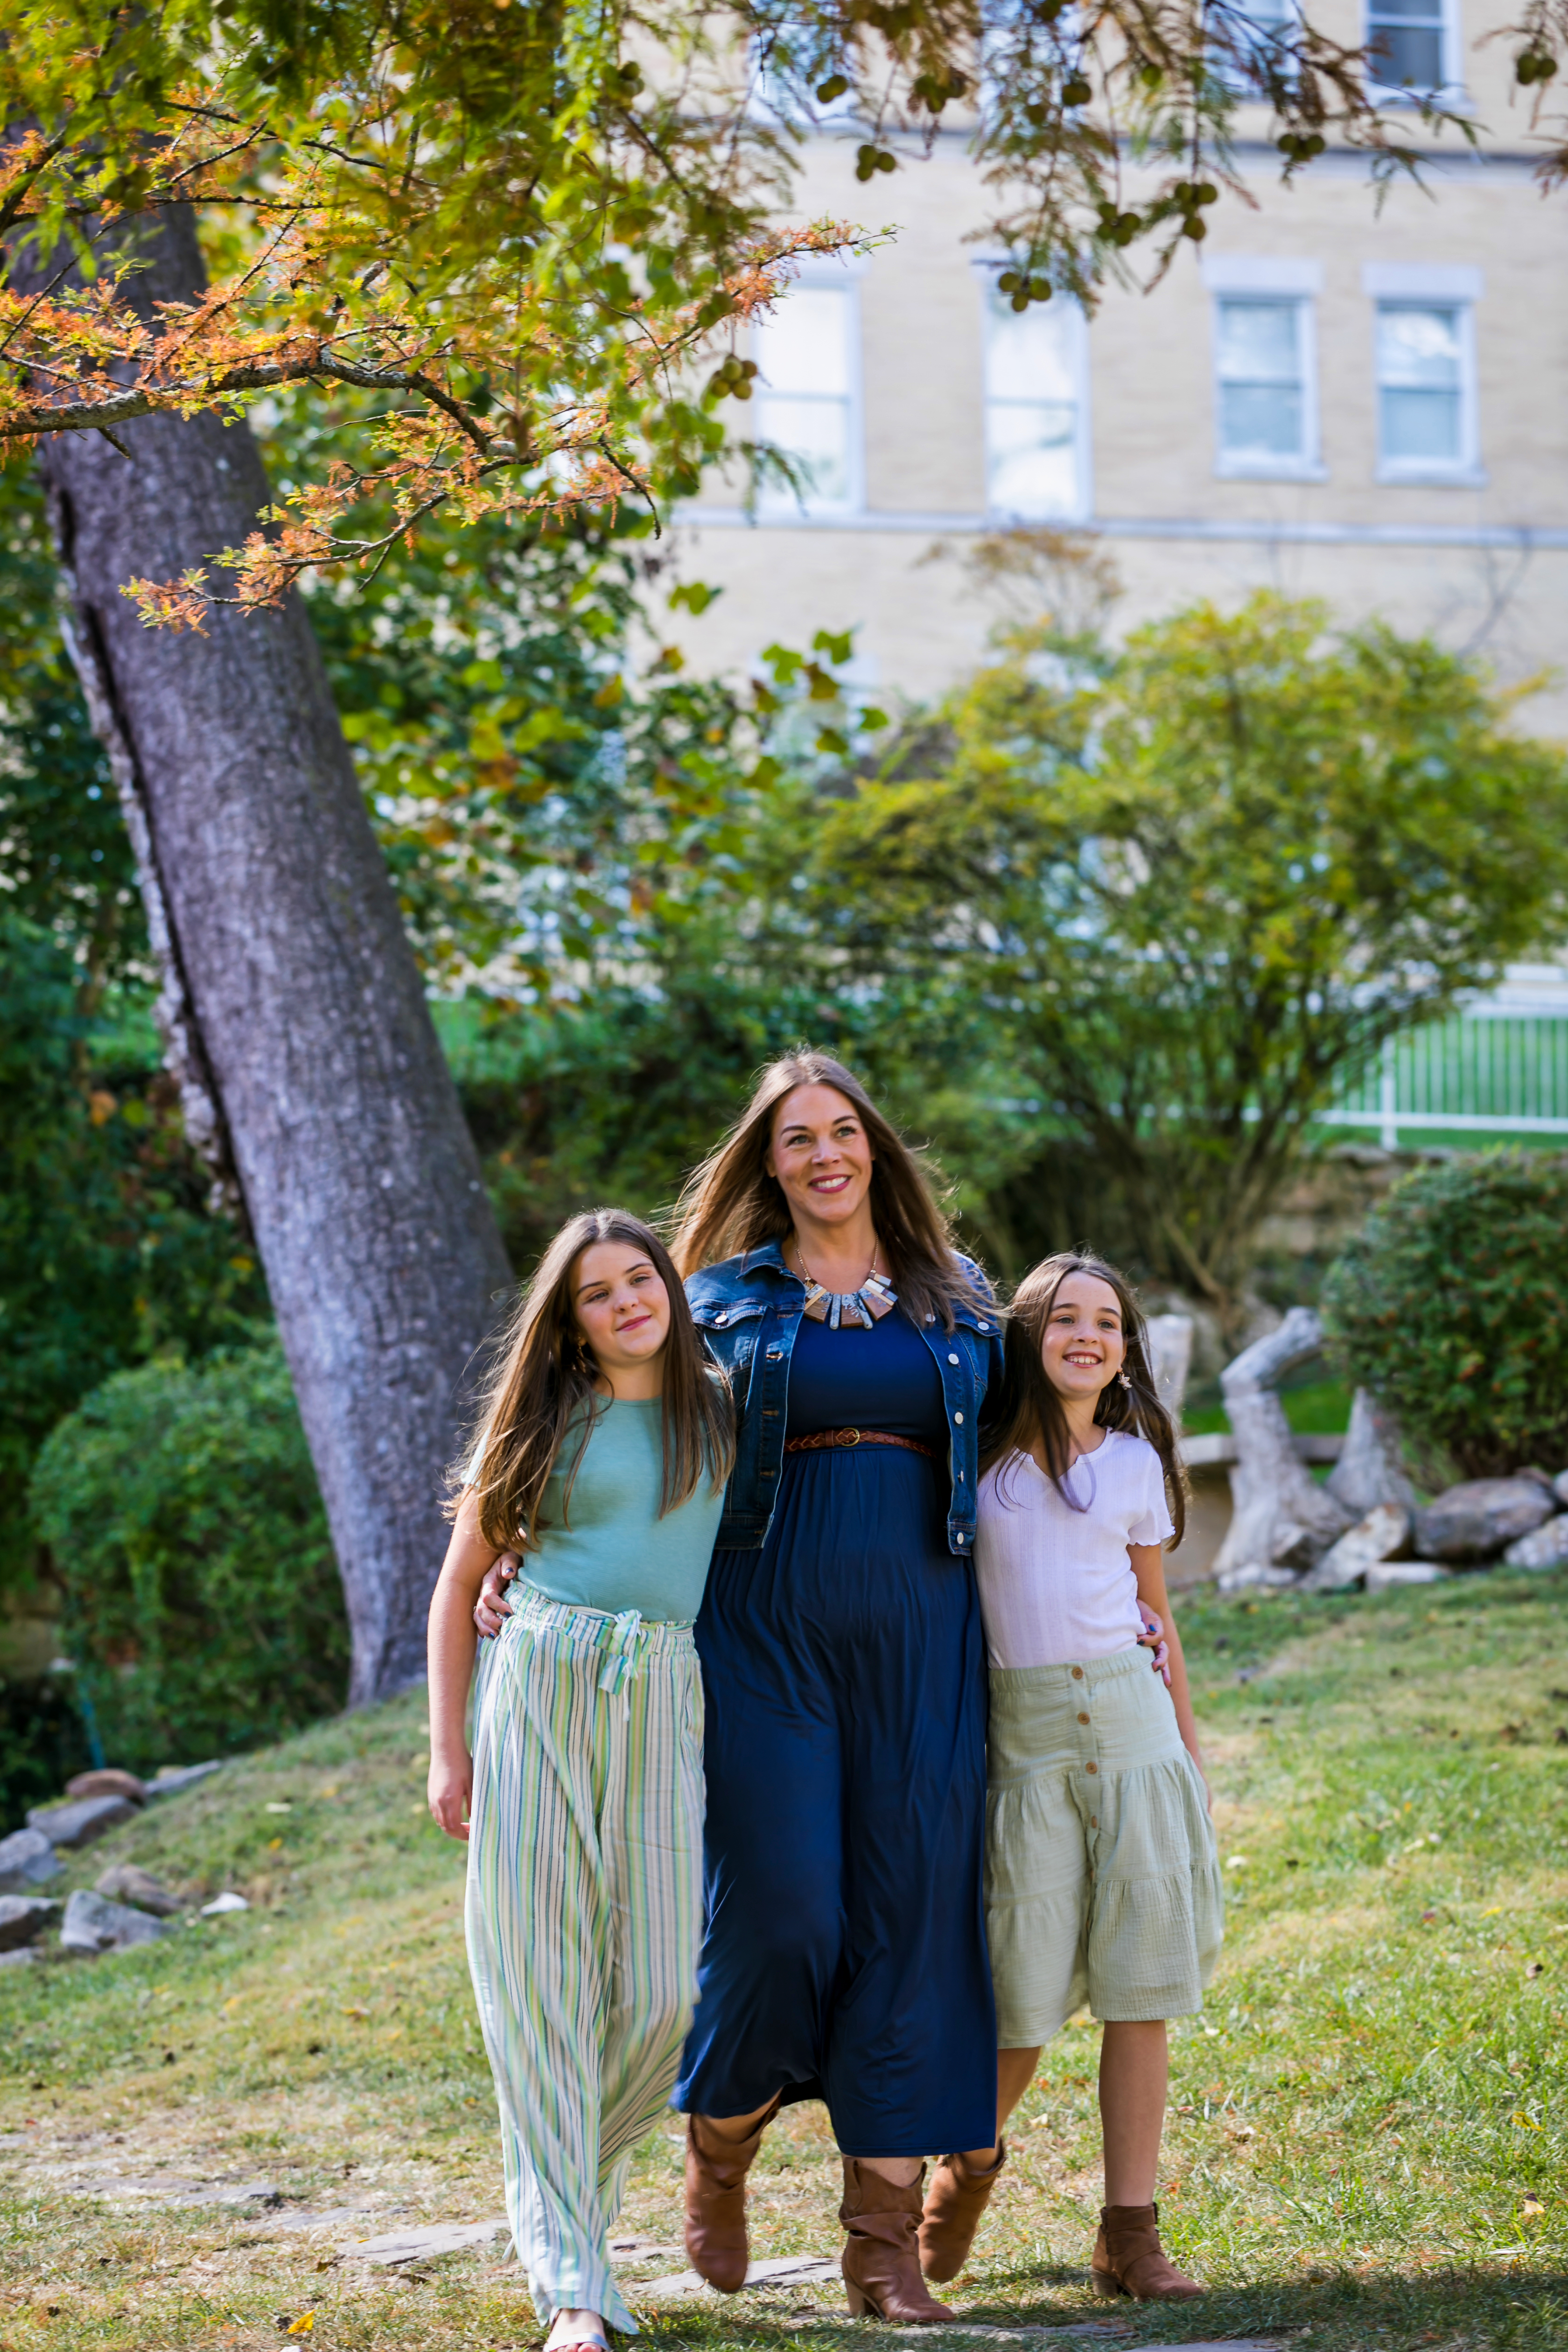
643, 2255, 845, 2297
144, 1760, 224, 1800
1210, 1308, 1353, 1585
1364, 1559, 1453, 1592
27, 1794, 138, 1848
60, 1889, 177, 1955
1554, 1470, 1568, 1509
0, 1895, 57, 1950
0, 1827, 62, 1892
200, 1890, 249, 1915
1147, 1314, 1194, 1426
338, 2219, 510, 2266
1298, 1504, 1411, 1593
1326, 1390, 1419, 1516
65, 1769, 146, 1806
1216, 1561, 1300, 1595
1411, 1477, 1557, 1564
1502, 1514, 1568, 1572
95, 1864, 184, 1917
0, 1947, 39, 1969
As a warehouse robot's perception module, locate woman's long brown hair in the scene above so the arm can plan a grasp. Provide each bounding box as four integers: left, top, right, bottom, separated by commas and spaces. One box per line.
456, 1209, 735, 1556
980, 1251, 1186, 1546
667, 1049, 987, 1331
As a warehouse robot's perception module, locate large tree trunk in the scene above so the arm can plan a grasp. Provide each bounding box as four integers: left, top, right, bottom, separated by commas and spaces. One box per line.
28, 208, 512, 1704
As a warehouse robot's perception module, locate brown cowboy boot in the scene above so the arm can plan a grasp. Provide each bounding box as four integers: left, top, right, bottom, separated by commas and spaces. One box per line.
682, 2098, 780, 2292
1090, 2203, 1204, 2300
840, 2160, 958, 2323
918, 2140, 1007, 2281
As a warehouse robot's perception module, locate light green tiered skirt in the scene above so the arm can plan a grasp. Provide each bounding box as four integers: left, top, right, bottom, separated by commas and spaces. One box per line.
986, 1642, 1224, 2044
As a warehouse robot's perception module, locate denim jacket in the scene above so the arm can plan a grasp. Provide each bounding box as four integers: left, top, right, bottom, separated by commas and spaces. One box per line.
686, 1239, 1004, 1558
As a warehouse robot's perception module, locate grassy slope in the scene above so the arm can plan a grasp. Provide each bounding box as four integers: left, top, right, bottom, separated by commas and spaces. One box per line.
2, 1571, 1567, 2352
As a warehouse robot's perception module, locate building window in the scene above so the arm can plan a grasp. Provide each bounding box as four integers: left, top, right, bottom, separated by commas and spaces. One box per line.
981, 279, 1090, 520
753, 280, 862, 517
1366, 0, 1455, 95
1375, 301, 1475, 475
1217, 0, 1295, 92
1214, 296, 1314, 469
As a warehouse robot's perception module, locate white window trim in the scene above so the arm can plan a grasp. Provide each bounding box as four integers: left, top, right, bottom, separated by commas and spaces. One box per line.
973, 262, 1094, 526
1203, 262, 1326, 481
1366, 271, 1485, 486
751, 263, 868, 522
1364, 0, 1466, 105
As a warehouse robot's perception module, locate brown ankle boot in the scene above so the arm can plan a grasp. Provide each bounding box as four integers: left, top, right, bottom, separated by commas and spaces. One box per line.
1090, 2203, 1204, 2300
840, 2160, 958, 2323
918, 2140, 1007, 2281
682, 2099, 779, 2292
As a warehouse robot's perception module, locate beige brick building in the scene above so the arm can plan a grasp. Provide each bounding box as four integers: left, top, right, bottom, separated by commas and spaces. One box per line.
669, 0, 1568, 733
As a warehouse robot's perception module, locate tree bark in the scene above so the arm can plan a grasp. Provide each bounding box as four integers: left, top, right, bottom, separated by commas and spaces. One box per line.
27, 209, 512, 1704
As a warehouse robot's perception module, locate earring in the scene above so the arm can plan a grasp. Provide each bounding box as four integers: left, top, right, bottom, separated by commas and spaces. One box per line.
1117, 1369, 1133, 1392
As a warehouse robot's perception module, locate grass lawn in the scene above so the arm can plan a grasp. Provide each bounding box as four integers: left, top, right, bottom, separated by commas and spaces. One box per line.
3, 1570, 1567, 2352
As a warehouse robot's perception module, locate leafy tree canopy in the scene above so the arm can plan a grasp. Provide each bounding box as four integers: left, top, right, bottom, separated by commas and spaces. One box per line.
780, 595, 1568, 1311
1, 0, 1445, 622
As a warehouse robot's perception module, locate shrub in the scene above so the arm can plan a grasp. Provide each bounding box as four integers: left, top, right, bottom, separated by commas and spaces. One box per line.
1321, 1152, 1568, 1482
29, 1345, 348, 1771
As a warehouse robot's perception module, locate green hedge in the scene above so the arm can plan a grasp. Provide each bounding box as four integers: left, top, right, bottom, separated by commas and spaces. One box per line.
29, 1344, 349, 1771
1322, 1151, 1568, 1483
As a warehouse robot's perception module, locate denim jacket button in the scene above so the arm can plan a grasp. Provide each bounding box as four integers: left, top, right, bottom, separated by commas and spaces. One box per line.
978, 1320, 990, 1330
953, 1411, 964, 1424
715, 1312, 728, 1325
948, 1352, 959, 1364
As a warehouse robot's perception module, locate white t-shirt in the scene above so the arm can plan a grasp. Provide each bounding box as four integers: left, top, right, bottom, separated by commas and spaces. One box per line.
974, 1428, 1175, 1669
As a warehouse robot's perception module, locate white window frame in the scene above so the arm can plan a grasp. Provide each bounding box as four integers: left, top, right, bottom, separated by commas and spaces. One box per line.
974, 262, 1093, 525
1213, 0, 1301, 96
1364, 262, 1484, 485
751, 261, 867, 522
1202, 255, 1325, 481
1364, 0, 1463, 103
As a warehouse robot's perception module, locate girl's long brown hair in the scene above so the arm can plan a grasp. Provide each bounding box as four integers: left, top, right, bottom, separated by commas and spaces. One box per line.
667, 1049, 988, 1332
457, 1209, 735, 1556
980, 1250, 1186, 1546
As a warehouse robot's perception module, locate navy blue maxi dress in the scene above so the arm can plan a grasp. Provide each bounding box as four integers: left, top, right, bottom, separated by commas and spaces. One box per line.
674, 1305, 996, 2156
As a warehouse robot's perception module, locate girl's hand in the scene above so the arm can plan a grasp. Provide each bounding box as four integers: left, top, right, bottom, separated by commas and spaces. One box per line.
474, 1552, 520, 1638
1138, 1603, 1172, 1688
429, 1750, 474, 1841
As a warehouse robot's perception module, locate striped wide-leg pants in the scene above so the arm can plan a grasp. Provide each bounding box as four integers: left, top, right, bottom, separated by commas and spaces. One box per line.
466, 1589, 706, 2331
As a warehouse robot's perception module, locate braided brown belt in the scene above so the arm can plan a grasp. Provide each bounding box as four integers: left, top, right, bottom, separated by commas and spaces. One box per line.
784, 1427, 938, 1460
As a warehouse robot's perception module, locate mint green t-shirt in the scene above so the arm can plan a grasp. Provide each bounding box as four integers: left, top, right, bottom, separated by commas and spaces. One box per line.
524, 1399, 724, 1624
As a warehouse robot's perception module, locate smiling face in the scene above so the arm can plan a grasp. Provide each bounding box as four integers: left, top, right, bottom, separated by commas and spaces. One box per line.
1039, 1269, 1127, 1404
571, 1240, 672, 1379
765, 1083, 875, 1234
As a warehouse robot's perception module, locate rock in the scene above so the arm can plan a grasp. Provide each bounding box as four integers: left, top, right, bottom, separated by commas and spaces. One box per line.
1299, 1504, 1411, 1593
95, 1864, 185, 1917
1411, 1477, 1557, 1564
1365, 1559, 1453, 1592
1147, 1314, 1194, 1426
641, 2254, 844, 2298
1326, 1390, 1419, 1516
1502, 1514, 1568, 1572
27, 1794, 138, 1849
200, 1890, 249, 1915
338, 2219, 510, 2266
0, 1895, 59, 1950
1554, 1470, 1568, 1509
60, 1890, 177, 1955
1216, 1561, 1300, 1595
65, 1769, 146, 1806
143, 1761, 224, 1801
1210, 1308, 1353, 1584
0, 1827, 62, 1893
0, 1946, 39, 1968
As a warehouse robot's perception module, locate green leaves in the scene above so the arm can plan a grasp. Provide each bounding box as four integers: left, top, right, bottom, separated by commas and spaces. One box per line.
1323, 1155, 1568, 1482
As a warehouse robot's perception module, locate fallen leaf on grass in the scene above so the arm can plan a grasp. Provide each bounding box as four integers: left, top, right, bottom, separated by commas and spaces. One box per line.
1523, 2197, 1545, 2219
1525, 1960, 1545, 1978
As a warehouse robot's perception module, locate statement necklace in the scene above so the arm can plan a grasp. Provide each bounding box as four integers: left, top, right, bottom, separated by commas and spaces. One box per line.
794, 1241, 898, 1330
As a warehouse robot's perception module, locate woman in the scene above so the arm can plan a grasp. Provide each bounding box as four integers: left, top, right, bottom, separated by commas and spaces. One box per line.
429, 1210, 732, 2352
481, 1054, 1000, 2322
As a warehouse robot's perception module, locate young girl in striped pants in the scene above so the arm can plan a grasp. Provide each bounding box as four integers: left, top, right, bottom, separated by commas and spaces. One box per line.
427, 1209, 733, 2352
